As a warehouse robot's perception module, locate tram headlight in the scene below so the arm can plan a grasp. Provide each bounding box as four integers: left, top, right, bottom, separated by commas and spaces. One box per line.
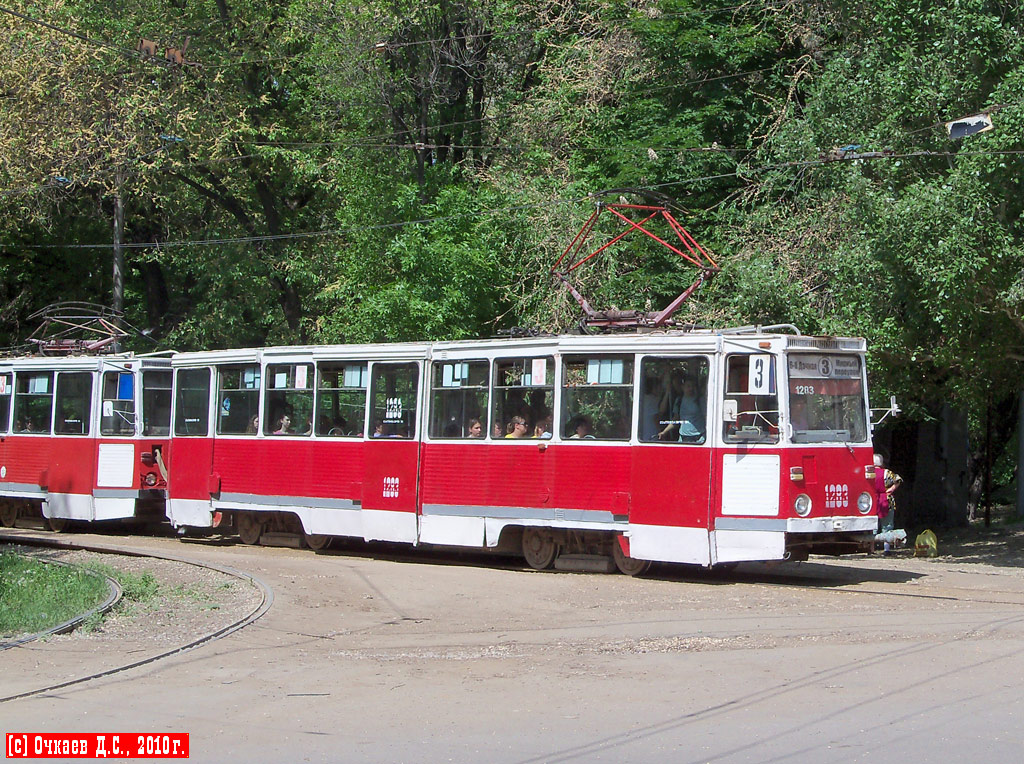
143, 472, 158, 487
794, 494, 812, 517
857, 491, 873, 514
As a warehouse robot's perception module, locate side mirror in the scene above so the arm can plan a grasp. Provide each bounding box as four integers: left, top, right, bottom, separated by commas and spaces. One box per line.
723, 399, 738, 423
871, 395, 901, 427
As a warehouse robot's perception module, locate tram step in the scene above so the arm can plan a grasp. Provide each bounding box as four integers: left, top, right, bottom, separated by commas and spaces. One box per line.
554, 554, 617, 573
259, 532, 304, 549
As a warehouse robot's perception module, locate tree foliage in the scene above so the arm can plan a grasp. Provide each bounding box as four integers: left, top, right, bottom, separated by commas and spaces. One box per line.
3, 0, 1024, 506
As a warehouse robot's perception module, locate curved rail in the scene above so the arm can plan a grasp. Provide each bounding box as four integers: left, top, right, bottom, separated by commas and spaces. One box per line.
0, 531, 274, 704
0, 557, 123, 651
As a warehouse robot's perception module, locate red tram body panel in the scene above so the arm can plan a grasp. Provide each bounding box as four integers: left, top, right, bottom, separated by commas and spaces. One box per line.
166, 331, 881, 569
0, 355, 172, 528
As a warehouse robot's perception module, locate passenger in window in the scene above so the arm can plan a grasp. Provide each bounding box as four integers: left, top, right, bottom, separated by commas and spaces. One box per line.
568, 415, 594, 439
273, 413, 292, 435
533, 414, 552, 439
467, 418, 484, 438
659, 377, 704, 442
246, 415, 259, 434
492, 422, 503, 439
442, 419, 461, 438
372, 420, 384, 438
505, 416, 528, 438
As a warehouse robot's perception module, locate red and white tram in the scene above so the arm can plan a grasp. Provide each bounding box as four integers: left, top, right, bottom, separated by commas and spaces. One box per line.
0, 354, 171, 530
166, 328, 881, 572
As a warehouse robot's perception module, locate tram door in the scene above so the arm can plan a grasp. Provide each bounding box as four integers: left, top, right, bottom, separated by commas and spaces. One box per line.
362, 362, 421, 543
629, 355, 715, 565
713, 353, 784, 563
168, 367, 216, 522
48, 369, 96, 521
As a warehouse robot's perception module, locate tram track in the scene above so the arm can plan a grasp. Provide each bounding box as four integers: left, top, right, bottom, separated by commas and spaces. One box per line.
0, 557, 123, 652
0, 530, 274, 704
4, 529, 1022, 679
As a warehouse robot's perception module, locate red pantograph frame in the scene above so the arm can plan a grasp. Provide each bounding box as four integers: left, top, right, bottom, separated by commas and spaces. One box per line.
551, 203, 720, 328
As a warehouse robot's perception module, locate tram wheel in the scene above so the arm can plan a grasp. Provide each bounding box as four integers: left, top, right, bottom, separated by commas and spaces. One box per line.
0, 501, 18, 528
522, 527, 557, 570
46, 515, 70, 533
236, 512, 263, 545
304, 533, 333, 552
612, 539, 651, 577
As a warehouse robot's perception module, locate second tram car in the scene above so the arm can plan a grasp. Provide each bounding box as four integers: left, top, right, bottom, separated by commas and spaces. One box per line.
165, 328, 880, 572
0, 354, 172, 529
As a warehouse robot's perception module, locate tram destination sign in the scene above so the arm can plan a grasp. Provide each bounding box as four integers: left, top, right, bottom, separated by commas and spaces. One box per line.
788, 354, 860, 379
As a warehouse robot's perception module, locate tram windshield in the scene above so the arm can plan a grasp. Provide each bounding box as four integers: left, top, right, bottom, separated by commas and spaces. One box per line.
786, 353, 868, 443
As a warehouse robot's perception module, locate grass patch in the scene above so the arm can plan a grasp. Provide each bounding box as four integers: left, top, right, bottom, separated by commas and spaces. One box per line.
80, 562, 160, 605
0, 553, 110, 638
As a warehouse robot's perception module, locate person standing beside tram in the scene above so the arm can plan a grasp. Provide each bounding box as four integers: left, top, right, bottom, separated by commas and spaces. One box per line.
874, 453, 903, 554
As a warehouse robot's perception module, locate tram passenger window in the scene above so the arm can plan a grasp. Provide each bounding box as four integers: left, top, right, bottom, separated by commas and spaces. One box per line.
174, 368, 211, 436
370, 363, 419, 438
561, 356, 633, 440
13, 372, 54, 433
723, 354, 779, 444
264, 363, 314, 436
429, 360, 488, 438
142, 371, 172, 436
101, 371, 136, 435
0, 373, 11, 433
492, 357, 554, 439
54, 372, 93, 435
316, 362, 367, 437
217, 365, 261, 435
639, 357, 708, 443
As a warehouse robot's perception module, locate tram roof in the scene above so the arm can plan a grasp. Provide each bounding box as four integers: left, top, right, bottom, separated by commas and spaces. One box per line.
169, 329, 865, 367
0, 352, 172, 372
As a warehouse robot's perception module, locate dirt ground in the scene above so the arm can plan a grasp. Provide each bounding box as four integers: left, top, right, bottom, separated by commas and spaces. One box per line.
3, 520, 1024, 763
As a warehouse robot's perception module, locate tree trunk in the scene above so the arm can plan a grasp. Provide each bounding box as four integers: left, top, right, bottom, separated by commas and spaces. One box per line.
112, 172, 124, 316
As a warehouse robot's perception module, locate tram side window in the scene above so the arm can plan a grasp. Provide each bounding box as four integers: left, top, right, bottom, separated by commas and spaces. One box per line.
264, 363, 314, 436
217, 365, 261, 435
316, 362, 367, 437
142, 371, 173, 436
429, 360, 488, 438
54, 372, 93, 435
370, 363, 419, 439
723, 354, 779, 444
174, 368, 211, 436
561, 356, 633, 440
492, 357, 554, 439
0, 373, 11, 433
13, 372, 53, 433
101, 371, 136, 435
639, 357, 709, 443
